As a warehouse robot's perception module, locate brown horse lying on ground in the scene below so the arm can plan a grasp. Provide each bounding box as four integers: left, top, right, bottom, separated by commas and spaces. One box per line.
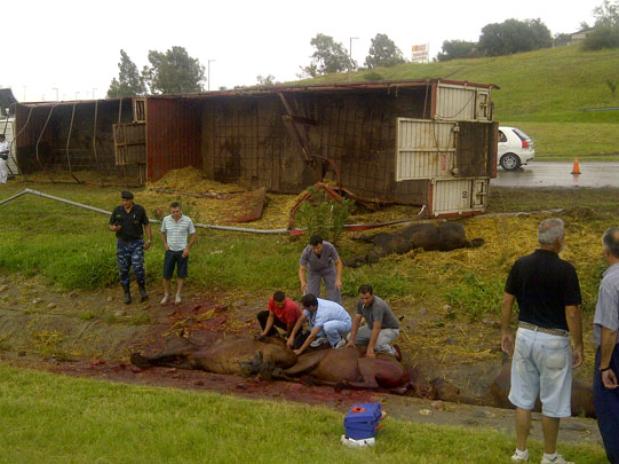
131, 334, 429, 395
345, 222, 484, 268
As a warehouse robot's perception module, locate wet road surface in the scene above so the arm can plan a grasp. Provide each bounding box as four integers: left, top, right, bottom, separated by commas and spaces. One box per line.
491, 162, 619, 188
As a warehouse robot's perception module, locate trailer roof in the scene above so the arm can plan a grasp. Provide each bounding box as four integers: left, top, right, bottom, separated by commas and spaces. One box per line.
17, 78, 498, 107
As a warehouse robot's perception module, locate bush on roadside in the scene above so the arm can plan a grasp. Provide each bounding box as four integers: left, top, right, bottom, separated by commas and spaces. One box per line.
296, 187, 351, 245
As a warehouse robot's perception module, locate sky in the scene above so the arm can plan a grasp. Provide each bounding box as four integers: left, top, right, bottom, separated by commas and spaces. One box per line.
1, 0, 601, 102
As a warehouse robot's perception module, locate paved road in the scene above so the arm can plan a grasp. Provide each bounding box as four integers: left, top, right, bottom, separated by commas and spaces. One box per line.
491, 162, 619, 188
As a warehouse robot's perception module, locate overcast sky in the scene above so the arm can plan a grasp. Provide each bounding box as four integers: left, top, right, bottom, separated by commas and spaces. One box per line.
2, 0, 600, 101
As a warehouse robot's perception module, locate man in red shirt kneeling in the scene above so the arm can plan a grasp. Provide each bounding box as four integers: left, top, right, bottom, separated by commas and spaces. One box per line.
257, 291, 306, 349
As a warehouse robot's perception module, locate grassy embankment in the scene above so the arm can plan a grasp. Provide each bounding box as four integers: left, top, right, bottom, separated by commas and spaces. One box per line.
0, 183, 614, 461
299, 45, 619, 160
0, 182, 617, 322
0, 364, 606, 464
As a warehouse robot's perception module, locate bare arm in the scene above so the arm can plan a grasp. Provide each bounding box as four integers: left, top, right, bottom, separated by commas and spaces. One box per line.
347, 314, 363, 347
366, 320, 382, 358
500, 292, 516, 356
261, 311, 275, 337
335, 258, 343, 289
600, 326, 618, 389
294, 326, 321, 355
161, 232, 169, 250
298, 265, 307, 293
143, 223, 153, 250
565, 305, 584, 368
287, 312, 306, 348
183, 233, 197, 257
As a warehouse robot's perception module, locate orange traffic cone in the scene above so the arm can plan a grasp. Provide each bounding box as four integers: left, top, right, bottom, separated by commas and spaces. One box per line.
571, 158, 581, 175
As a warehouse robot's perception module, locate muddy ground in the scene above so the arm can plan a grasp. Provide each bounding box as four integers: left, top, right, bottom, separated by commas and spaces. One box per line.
0, 273, 602, 447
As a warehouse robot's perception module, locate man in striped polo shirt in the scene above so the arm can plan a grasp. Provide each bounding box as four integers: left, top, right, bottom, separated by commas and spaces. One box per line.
160, 202, 197, 305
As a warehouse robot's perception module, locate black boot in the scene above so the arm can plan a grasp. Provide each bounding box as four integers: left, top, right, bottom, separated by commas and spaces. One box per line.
123, 285, 132, 305
138, 285, 148, 302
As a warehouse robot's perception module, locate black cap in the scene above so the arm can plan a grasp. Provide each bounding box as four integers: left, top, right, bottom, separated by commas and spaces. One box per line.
121, 190, 134, 200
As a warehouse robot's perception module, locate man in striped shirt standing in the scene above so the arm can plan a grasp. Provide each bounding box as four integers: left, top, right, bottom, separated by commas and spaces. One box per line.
160, 202, 197, 305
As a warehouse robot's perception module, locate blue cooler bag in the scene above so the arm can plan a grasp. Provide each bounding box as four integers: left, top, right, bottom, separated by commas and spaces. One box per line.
344, 403, 382, 440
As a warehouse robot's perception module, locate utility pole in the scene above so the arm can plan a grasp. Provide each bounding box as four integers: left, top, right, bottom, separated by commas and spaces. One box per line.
349, 36, 359, 72
348, 36, 359, 82
208, 59, 216, 91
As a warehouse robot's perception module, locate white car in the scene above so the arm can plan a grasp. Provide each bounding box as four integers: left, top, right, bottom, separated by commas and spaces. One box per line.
498, 126, 535, 171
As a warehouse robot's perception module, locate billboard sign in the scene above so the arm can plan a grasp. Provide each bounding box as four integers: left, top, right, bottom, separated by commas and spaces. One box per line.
411, 43, 429, 63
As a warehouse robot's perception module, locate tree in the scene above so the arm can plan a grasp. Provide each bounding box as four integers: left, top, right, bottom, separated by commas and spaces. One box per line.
364, 33, 405, 68
256, 74, 276, 86
478, 18, 552, 56
553, 33, 572, 47
593, 0, 619, 27
583, 0, 619, 50
107, 50, 146, 98
300, 34, 355, 77
436, 40, 478, 61
142, 46, 205, 94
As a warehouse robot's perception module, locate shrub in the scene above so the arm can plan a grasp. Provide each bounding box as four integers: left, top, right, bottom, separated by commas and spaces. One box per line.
296, 187, 351, 244
582, 25, 619, 50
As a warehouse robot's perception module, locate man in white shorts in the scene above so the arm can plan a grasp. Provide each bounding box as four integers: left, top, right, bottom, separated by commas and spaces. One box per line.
500, 218, 583, 464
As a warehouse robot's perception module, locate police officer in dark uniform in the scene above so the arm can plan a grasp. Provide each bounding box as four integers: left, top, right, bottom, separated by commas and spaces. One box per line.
109, 191, 152, 304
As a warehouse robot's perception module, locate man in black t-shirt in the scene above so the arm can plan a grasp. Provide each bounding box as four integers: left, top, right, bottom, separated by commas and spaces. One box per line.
500, 218, 583, 464
109, 191, 153, 304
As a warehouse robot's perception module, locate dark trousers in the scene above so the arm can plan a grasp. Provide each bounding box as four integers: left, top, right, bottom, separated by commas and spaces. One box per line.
594, 347, 619, 464
116, 239, 145, 288
256, 310, 307, 349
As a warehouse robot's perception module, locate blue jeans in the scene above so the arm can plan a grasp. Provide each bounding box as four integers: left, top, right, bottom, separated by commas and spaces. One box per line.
594, 347, 619, 463
116, 239, 145, 287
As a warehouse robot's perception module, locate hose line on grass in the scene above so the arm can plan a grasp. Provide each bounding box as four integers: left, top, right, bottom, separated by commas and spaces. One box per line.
1, 188, 419, 235
0, 188, 563, 236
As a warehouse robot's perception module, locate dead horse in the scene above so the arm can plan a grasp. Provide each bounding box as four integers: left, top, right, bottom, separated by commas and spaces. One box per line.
130, 335, 297, 377
130, 335, 416, 393
345, 222, 484, 268
275, 346, 422, 394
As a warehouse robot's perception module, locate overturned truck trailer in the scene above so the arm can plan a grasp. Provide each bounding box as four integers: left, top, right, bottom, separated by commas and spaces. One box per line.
15, 79, 498, 217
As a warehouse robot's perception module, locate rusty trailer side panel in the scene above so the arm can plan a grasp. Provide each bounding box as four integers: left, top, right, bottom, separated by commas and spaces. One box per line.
199, 88, 430, 204
15, 99, 135, 177
146, 98, 202, 181
456, 121, 498, 178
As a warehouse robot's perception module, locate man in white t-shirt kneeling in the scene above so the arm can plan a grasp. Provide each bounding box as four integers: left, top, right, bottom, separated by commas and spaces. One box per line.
160, 202, 197, 305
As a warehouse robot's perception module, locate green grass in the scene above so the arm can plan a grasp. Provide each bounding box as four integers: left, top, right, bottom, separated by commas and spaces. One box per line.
0, 184, 418, 298
0, 364, 606, 464
502, 121, 619, 159
487, 186, 619, 213
298, 45, 619, 159
0, 183, 617, 321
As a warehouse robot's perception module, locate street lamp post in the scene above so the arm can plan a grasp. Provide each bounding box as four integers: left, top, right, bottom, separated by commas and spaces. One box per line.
349, 36, 359, 71
208, 59, 216, 91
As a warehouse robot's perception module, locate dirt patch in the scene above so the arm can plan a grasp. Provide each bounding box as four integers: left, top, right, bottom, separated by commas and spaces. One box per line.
0, 272, 603, 446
